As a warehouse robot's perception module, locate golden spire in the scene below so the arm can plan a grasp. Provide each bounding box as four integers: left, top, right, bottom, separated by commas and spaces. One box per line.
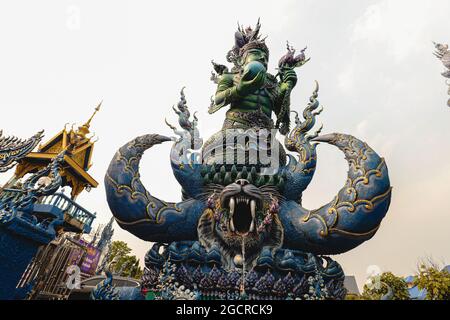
77, 101, 102, 138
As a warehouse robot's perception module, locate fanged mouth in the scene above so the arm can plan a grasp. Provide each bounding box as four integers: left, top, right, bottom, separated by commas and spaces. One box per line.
226, 195, 259, 235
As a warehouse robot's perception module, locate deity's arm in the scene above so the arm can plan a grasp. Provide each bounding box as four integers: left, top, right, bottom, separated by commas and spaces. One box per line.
209, 73, 240, 114
274, 81, 292, 134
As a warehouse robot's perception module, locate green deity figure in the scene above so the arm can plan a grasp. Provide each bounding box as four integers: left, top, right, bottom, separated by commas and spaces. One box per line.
209, 19, 309, 135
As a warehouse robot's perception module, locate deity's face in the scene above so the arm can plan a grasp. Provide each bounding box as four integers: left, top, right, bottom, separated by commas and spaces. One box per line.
242, 49, 268, 69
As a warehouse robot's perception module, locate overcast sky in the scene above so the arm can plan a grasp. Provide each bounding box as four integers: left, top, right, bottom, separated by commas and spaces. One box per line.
1, 0, 449, 289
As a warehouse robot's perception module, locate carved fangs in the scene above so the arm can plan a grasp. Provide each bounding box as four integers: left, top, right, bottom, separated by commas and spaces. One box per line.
227, 195, 259, 235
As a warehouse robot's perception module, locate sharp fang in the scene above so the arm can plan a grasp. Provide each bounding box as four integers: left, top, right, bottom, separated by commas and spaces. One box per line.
230, 219, 235, 232
250, 200, 256, 233
249, 221, 255, 232
246, 199, 249, 205
230, 197, 235, 216
229, 197, 236, 232
250, 200, 256, 219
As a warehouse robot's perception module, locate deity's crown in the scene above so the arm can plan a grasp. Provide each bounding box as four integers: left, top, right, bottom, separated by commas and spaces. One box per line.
228, 19, 269, 66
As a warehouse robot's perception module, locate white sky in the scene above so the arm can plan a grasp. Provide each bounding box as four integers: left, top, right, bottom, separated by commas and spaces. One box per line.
1, 0, 449, 290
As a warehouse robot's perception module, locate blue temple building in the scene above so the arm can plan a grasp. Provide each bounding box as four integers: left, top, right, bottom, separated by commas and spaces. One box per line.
0, 106, 100, 299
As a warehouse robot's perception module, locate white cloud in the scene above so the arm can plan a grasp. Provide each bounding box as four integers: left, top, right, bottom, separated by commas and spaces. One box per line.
356, 119, 369, 136
337, 65, 355, 94
351, 4, 383, 43
349, 0, 448, 62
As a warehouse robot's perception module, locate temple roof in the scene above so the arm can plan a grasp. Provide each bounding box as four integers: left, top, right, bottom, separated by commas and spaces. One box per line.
15, 103, 101, 198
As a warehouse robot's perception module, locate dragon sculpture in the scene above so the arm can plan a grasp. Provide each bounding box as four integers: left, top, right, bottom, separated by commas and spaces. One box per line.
433, 41, 450, 107
0, 129, 66, 229
105, 21, 392, 300
91, 256, 120, 300
0, 130, 43, 173
0, 151, 65, 230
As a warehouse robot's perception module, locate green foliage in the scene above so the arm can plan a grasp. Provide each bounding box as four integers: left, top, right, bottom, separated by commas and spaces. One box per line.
413, 260, 450, 300
362, 272, 410, 300
108, 241, 143, 279
109, 240, 132, 257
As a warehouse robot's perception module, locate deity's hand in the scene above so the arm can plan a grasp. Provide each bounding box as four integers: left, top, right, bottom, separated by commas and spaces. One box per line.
281, 68, 298, 87
237, 61, 267, 96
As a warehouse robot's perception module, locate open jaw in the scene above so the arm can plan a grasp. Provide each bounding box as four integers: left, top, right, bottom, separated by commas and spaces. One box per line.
225, 194, 260, 236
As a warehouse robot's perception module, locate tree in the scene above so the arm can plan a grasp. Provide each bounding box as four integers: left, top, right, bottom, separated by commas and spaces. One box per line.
108, 241, 143, 279
413, 259, 450, 300
362, 272, 410, 300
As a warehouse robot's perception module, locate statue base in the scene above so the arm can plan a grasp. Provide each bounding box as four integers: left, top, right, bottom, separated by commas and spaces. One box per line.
141, 241, 347, 300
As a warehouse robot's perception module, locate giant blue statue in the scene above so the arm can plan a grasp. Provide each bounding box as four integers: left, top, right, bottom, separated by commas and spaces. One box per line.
105, 21, 392, 300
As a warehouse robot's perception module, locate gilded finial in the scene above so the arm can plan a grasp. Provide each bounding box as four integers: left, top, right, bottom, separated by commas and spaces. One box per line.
77, 101, 102, 137
86, 101, 102, 126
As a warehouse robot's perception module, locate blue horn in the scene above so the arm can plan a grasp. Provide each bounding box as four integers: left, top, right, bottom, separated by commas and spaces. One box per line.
279, 133, 392, 254
104, 134, 205, 242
